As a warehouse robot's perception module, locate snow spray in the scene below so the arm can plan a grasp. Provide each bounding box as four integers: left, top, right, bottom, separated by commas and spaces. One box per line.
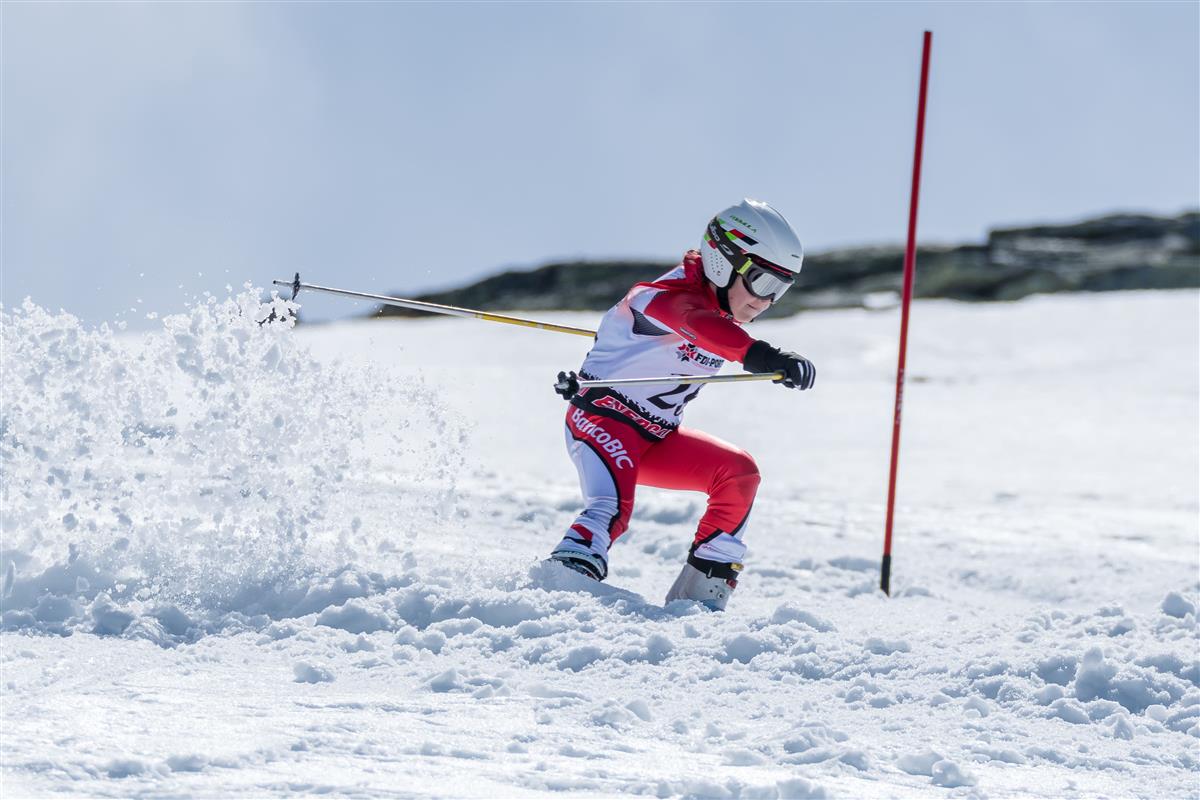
1, 286, 466, 640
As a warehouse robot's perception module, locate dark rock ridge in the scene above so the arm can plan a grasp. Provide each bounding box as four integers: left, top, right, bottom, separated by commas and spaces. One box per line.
374, 211, 1198, 319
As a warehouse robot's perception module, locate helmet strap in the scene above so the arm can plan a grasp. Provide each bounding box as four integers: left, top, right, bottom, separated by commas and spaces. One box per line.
715, 282, 732, 315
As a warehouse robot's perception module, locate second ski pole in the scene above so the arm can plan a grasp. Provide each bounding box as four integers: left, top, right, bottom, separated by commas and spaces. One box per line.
553, 370, 783, 399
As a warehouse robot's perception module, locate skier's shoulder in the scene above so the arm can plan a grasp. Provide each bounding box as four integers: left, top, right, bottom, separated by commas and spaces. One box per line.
653, 249, 706, 291
630, 251, 713, 307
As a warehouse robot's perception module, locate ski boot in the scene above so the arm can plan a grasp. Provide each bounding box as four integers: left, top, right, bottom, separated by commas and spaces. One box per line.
547, 548, 607, 582
665, 553, 741, 611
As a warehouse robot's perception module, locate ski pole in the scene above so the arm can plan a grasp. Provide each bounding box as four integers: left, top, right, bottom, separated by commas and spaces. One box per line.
578, 373, 782, 388
272, 273, 596, 338
554, 370, 783, 397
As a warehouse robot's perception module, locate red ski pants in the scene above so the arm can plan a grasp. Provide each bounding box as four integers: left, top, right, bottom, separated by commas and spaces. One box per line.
560, 404, 760, 558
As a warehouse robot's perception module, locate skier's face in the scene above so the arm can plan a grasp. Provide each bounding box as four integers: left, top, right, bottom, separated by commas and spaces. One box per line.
728, 275, 773, 323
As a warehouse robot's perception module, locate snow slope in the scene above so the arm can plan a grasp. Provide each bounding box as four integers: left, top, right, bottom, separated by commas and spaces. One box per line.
2, 287, 1197, 799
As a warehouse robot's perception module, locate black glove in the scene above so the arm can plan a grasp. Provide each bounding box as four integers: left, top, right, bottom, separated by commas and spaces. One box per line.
743, 340, 816, 390
554, 370, 580, 400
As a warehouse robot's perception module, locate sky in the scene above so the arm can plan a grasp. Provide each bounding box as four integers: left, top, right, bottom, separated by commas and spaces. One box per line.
3, 2, 1198, 327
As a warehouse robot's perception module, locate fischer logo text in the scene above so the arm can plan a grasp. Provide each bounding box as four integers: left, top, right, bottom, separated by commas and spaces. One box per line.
571, 407, 635, 468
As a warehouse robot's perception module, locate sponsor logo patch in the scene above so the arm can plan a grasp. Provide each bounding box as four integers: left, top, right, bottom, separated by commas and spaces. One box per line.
570, 407, 635, 468
593, 395, 671, 439
676, 343, 724, 369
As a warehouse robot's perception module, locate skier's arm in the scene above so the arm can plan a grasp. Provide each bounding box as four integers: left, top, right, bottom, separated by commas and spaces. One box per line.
643, 289, 816, 390
642, 291, 755, 362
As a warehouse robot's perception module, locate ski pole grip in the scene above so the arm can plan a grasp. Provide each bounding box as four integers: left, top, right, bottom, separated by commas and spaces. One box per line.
554, 370, 580, 401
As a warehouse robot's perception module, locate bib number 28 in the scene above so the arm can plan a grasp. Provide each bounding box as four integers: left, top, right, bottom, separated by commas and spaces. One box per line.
646, 383, 702, 416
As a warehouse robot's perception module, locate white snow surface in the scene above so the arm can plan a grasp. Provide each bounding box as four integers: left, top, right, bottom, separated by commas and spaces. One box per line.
2, 287, 1197, 799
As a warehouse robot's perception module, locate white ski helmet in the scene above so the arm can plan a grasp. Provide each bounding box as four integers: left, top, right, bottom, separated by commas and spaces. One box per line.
701, 199, 804, 301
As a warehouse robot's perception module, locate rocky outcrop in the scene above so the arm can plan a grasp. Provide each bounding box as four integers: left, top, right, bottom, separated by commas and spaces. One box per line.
374, 211, 1198, 319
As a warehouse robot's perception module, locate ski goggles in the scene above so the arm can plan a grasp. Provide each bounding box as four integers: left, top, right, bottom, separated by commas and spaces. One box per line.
735, 255, 795, 302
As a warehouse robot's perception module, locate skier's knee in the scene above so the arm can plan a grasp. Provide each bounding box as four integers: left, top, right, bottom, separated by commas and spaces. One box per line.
742, 456, 761, 489
725, 451, 760, 493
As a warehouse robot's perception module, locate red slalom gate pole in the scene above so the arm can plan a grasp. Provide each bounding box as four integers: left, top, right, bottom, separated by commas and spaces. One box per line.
881, 30, 933, 597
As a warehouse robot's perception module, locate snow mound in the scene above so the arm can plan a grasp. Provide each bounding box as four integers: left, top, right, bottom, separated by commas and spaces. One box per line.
1162, 591, 1197, 619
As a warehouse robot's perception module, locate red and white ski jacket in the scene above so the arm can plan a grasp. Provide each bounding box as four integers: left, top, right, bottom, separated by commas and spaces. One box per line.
573, 250, 754, 439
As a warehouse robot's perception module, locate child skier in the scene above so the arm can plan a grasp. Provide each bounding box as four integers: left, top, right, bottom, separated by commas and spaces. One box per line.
550, 199, 815, 610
